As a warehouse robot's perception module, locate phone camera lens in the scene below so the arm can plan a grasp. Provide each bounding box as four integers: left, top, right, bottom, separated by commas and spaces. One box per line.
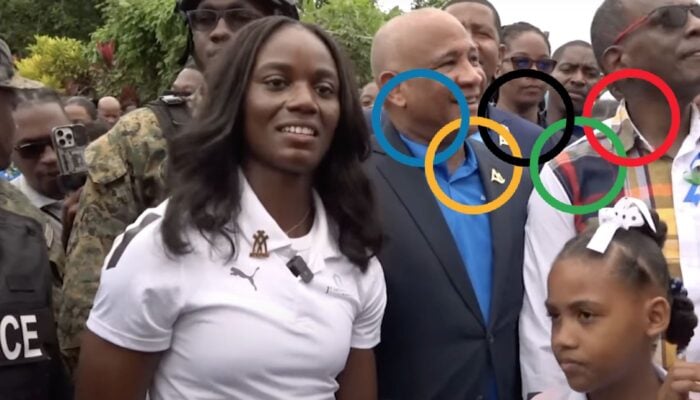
59, 139, 66, 146
66, 134, 73, 140
57, 130, 64, 137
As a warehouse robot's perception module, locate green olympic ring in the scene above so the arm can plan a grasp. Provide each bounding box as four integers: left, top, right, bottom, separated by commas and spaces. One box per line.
529, 116, 628, 215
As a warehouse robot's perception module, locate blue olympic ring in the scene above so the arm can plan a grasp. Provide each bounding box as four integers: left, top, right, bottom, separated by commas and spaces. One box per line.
371, 69, 471, 167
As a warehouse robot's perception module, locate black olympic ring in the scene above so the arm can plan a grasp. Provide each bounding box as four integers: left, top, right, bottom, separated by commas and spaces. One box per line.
477, 69, 575, 167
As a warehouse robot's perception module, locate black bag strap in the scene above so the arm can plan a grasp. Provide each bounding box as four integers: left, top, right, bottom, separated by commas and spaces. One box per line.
146, 95, 192, 140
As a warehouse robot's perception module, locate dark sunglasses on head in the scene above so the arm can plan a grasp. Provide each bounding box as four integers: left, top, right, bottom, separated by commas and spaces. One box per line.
508, 56, 558, 74
14, 138, 53, 159
614, 4, 700, 44
186, 8, 262, 32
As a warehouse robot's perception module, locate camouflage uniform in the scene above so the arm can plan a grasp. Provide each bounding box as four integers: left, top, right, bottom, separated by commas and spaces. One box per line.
59, 107, 171, 369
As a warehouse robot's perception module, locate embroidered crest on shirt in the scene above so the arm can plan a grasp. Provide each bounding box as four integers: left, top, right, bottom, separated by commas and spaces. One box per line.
250, 230, 269, 258
491, 168, 505, 184
230, 266, 260, 290
683, 154, 700, 205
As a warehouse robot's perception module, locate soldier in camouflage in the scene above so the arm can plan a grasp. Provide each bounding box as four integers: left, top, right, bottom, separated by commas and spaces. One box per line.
0, 38, 64, 314
60, 0, 300, 372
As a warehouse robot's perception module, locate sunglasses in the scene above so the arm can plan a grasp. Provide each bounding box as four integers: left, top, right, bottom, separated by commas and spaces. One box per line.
614, 4, 700, 44
507, 56, 558, 74
14, 138, 53, 159
186, 8, 262, 32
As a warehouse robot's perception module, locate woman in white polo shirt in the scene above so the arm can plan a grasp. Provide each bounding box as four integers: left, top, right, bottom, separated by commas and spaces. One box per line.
75, 16, 386, 400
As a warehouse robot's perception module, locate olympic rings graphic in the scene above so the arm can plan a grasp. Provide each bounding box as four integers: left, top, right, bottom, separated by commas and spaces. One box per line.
582, 68, 680, 167
371, 67, 679, 215
371, 69, 470, 167
478, 69, 575, 167
424, 117, 523, 215
530, 117, 628, 215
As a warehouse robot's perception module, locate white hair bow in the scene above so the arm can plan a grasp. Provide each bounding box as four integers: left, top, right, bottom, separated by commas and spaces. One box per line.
586, 197, 657, 254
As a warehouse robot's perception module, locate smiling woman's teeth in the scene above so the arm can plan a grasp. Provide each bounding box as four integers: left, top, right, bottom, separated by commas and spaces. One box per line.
282, 126, 315, 136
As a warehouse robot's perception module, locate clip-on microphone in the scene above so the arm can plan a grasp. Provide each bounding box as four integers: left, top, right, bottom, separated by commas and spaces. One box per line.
286, 255, 314, 283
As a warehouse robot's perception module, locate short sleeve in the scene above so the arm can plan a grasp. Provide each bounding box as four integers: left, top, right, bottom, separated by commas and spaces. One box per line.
86, 205, 183, 353
350, 257, 387, 349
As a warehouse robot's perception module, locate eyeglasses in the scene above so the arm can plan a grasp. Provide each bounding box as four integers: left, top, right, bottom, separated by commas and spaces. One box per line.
186, 8, 262, 32
614, 4, 700, 44
507, 56, 558, 74
14, 138, 53, 159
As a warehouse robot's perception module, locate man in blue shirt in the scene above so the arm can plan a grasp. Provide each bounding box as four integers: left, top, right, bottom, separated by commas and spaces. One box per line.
367, 8, 532, 400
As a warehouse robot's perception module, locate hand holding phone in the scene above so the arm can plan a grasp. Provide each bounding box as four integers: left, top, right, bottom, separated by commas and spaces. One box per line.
51, 124, 89, 193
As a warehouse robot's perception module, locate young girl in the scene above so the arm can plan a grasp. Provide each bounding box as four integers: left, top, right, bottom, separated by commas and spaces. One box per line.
536, 197, 700, 400
75, 16, 385, 400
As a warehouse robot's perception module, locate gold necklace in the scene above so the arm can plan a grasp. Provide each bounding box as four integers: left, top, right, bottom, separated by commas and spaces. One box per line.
284, 208, 312, 235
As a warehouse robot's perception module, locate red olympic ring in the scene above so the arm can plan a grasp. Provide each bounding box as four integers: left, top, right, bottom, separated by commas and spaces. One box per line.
582, 68, 680, 167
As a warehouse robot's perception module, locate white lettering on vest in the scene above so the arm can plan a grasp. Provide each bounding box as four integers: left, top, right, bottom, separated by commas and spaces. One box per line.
1, 315, 21, 360
20, 315, 42, 358
0, 314, 43, 360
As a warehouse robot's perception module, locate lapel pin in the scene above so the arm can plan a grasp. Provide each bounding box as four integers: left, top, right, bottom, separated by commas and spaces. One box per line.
491, 168, 506, 185
250, 230, 269, 258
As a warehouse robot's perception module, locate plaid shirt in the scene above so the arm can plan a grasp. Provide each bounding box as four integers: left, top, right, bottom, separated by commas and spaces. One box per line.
550, 104, 686, 273
520, 102, 700, 396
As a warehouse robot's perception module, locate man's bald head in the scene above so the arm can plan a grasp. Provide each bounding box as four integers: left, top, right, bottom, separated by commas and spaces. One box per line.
97, 96, 122, 128
371, 8, 467, 81
368, 7, 484, 146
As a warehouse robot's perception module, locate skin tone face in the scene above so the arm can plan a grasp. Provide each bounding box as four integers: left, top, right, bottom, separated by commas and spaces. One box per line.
12, 102, 70, 199
373, 10, 485, 146
65, 104, 94, 125
360, 82, 378, 108
192, 0, 274, 68
171, 68, 205, 97
550, 45, 602, 117
546, 256, 670, 399
444, 2, 503, 82
97, 97, 122, 128
243, 25, 340, 178
0, 90, 15, 169
497, 31, 550, 120
610, 0, 700, 102
601, 0, 700, 157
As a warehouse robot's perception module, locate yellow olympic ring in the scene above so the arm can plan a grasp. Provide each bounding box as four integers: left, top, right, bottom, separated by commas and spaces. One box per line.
424, 117, 523, 215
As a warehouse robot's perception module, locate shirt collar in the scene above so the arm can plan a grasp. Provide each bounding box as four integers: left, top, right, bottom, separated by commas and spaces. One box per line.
397, 133, 478, 173
234, 170, 342, 269
10, 174, 61, 210
606, 100, 700, 155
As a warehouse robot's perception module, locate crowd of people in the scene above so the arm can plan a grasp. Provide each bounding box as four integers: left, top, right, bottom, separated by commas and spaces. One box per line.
1, 0, 700, 399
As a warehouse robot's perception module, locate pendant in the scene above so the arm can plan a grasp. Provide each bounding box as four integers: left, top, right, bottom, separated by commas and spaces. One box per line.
250, 230, 269, 258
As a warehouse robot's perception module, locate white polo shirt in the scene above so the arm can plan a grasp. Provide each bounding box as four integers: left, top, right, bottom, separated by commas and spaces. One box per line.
86, 175, 387, 400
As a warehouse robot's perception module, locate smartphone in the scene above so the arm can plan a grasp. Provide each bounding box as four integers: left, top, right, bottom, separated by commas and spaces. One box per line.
51, 124, 89, 193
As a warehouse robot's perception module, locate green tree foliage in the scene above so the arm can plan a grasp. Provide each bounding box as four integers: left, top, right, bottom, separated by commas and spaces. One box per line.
0, 0, 104, 56
302, 0, 401, 86
411, 0, 446, 9
16, 36, 92, 95
90, 0, 187, 102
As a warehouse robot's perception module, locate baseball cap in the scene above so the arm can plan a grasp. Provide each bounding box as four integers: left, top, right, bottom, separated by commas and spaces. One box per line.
0, 39, 43, 91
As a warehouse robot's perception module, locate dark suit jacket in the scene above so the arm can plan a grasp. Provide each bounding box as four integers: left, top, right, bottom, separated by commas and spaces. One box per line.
485, 104, 548, 159
368, 118, 533, 400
